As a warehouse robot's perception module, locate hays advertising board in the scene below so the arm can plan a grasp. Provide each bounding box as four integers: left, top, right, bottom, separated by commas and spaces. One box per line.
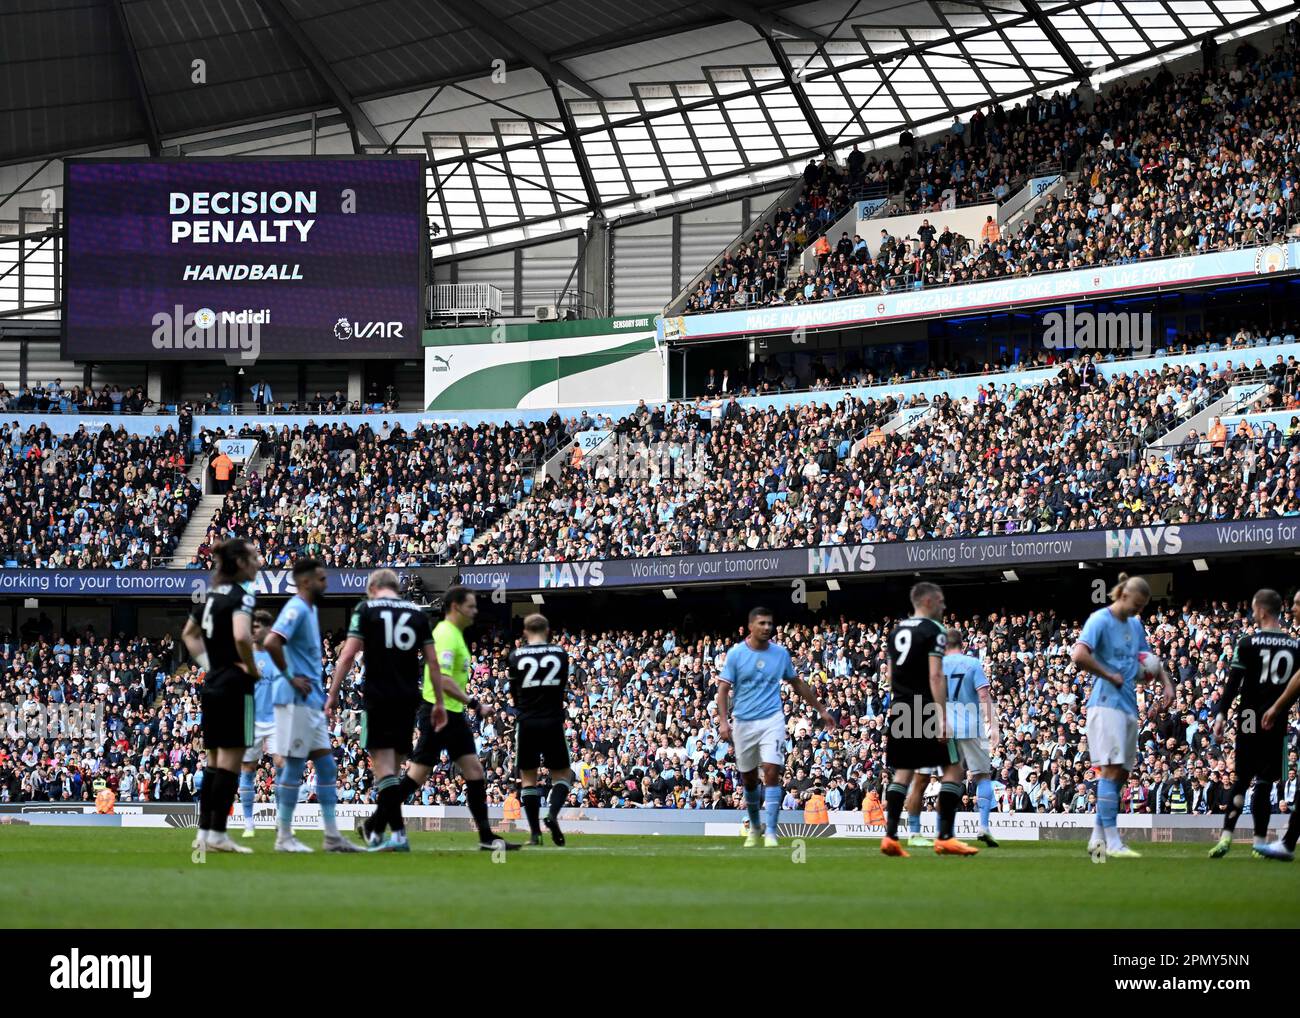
62, 156, 424, 360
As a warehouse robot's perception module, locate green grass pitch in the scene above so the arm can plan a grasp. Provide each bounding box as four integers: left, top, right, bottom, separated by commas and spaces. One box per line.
3, 827, 1299, 928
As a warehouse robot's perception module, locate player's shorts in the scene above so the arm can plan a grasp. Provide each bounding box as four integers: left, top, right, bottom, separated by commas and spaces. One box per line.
409, 704, 477, 765
361, 698, 420, 754
733, 712, 787, 772
241, 720, 276, 763
1085, 705, 1138, 772
515, 720, 571, 772
886, 735, 958, 772
201, 690, 254, 750
956, 737, 992, 774
272, 703, 331, 758
1236, 728, 1286, 784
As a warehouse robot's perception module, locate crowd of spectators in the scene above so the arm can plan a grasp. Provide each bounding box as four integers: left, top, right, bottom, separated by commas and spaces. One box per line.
187, 379, 409, 416
0, 382, 156, 416
470, 392, 902, 562
0, 379, 414, 420
192, 415, 572, 569
684, 36, 1299, 315
3, 596, 1297, 823
467, 355, 1300, 564
0, 420, 200, 568
7, 343, 1298, 573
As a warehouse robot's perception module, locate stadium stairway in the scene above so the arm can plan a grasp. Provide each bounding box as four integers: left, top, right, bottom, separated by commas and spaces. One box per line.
1144, 385, 1266, 459
164, 443, 269, 567
1000, 171, 1075, 237
665, 174, 807, 315
791, 179, 892, 278
466, 434, 590, 556
165, 493, 226, 568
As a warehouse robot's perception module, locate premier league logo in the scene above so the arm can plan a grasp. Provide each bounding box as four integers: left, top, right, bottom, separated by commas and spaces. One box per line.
333, 317, 353, 341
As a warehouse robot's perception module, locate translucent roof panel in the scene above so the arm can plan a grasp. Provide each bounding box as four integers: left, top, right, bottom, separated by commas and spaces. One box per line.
417, 0, 1290, 252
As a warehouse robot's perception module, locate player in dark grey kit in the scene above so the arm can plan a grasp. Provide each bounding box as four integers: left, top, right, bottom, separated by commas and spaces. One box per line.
181, 537, 264, 855
506, 614, 578, 846
1219, 589, 1300, 860
880, 581, 978, 858
328, 568, 447, 852
1258, 590, 1300, 861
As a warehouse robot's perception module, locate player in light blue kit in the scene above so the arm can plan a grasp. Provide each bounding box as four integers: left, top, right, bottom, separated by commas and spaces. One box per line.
943, 628, 1000, 847
239, 609, 282, 838
1071, 574, 1173, 860
265, 558, 361, 853
716, 607, 837, 848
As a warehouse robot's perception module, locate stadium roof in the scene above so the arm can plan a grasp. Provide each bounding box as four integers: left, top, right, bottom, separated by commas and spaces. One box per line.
3, 0, 1298, 253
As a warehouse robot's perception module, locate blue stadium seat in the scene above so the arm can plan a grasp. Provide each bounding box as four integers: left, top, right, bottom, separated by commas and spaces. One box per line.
1286, 334, 1296, 344
765, 492, 789, 509
1208, 342, 1221, 351
1195, 343, 1207, 353
1271, 336, 1283, 346
461, 528, 475, 544
523, 477, 534, 494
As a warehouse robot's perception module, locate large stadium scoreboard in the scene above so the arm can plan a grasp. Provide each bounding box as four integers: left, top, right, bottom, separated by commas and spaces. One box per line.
62, 156, 425, 360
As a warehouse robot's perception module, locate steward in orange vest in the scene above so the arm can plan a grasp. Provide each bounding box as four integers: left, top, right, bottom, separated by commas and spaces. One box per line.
804, 789, 829, 824
94, 779, 116, 814
863, 790, 886, 826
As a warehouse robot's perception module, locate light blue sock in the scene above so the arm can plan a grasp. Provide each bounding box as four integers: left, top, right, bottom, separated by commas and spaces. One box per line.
762, 786, 781, 836
239, 769, 255, 820
276, 757, 305, 833
977, 778, 994, 830
908, 812, 922, 835
1097, 778, 1119, 830
314, 753, 339, 836
744, 786, 762, 831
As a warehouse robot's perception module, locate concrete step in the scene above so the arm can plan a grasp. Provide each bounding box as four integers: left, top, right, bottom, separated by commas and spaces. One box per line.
166, 494, 228, 568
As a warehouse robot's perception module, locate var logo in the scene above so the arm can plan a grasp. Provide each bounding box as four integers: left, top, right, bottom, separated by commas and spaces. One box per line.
335, 318, 404, 341
50, 949, 152, 998
1105, 526, 1182, 558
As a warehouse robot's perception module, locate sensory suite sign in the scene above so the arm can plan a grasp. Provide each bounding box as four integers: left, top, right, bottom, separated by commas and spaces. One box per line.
62, 157, 424, 360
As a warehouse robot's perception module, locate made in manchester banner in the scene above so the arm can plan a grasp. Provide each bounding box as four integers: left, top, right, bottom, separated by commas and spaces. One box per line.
657, 240, 1300, 343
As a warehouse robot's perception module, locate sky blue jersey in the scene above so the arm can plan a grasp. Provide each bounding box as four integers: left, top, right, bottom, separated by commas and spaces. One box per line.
943, 651, 989, 739
270, 595, 325, 709
252, 647, 281, 724
1080, 605, 1150, 717
720, 640, 795, 721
